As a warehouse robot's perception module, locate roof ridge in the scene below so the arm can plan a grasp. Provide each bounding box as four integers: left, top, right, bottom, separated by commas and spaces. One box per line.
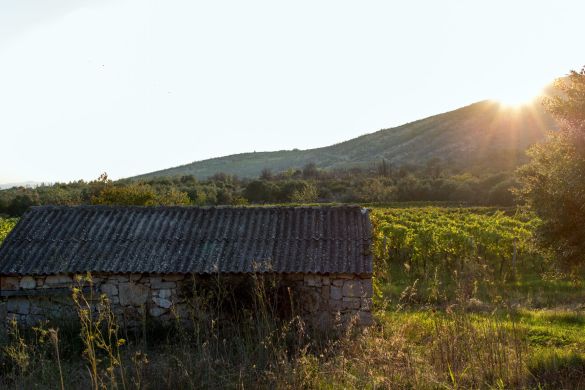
30, 204, 366, 210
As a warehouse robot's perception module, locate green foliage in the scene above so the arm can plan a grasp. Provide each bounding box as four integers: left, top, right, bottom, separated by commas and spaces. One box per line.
289, 181, 318, 203
3, 192, 40, 216
543, 68, 585, 126
243, 180, 279, 203
517, 66, 585, 266
0, 163, 523, 216
355, 178, 396, 202
0, 217, 18, 243
371, 207, 543, 303
91, 183, 158, 206
91, 183, 191, 206
528, 350, 585, 389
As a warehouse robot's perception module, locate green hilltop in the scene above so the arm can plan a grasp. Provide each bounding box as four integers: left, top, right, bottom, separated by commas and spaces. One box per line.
132, 100, 556, 180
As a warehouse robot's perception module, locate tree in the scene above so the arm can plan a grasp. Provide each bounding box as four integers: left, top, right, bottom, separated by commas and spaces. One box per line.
278, 180, 317, 203
91, 183, 158, 206
91, 183, 191, 206
243, 180, 278, 203
516, 66, 585, 265
543, 69, 585, 127
157, 187, 191, 205
376, 159, 393, 178
301, 163, 319, 179
290, 181, 318, 203
260, 168, 273, 181
7, 192, 40, 216
356, 178, 397, 202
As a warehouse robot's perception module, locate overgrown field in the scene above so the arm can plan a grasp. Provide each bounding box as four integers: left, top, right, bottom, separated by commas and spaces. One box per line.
1, 207, 584, 389
370, 206, 585, 388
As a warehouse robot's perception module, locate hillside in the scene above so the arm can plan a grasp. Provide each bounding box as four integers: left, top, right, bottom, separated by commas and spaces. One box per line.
132, 100, 557, 180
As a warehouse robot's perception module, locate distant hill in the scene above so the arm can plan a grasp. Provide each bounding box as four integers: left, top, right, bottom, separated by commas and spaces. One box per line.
132, 100, 557, 180
0, 181, 45, 190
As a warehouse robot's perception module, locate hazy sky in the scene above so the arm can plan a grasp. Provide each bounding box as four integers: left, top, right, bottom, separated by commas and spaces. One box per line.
0, 0, 583, 184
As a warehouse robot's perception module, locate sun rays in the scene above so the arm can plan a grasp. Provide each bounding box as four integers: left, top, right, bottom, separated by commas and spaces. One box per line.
495, 84, 544, 108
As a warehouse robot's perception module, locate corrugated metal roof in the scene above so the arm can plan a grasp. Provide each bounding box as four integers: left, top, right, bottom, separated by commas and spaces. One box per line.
0, 205, 372, 275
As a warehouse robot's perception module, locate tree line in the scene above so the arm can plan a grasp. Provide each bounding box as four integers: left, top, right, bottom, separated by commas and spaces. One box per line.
0, 161, 518, 217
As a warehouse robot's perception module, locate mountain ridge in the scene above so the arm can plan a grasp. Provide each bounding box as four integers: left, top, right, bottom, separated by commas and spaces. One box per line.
131, 100, 557, 180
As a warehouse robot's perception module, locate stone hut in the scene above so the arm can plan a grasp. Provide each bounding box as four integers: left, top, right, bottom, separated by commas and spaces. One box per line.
0, 205, 373, 328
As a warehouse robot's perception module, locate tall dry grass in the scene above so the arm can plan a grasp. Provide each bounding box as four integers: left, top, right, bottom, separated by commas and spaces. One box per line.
1, 273, 583, 389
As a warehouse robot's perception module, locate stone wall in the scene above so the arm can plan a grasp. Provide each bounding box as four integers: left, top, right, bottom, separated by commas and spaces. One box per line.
1, 273, 373, 329
281, 274, 373, 328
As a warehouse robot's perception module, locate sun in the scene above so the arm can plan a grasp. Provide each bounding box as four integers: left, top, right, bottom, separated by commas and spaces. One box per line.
495, 86, 543, 107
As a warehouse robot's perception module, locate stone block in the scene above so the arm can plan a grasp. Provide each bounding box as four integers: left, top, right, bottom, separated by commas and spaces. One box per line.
331, 279, 344, 287
321, 285, 330, 300
7, 298, 30, 315
118, 283, 149, 306
1, 277, 19, 290
149, 306, 167, 317
321, 276, 330, 285
304, 275, 321, 287
152, 297, 172, 309
130, 274, 143, 281
361, 280, 373, 296
101, 283, 118, 296
151, 280, 176, 289
20, 277, 36, 289
158, 313, 173, 322
328, 299, 342, 311
299, 288, 320, 313
342, 297, 361, 310
342, 280, 365, 298
158, 289, 172, 299
45, 275, 73, 286
108, 275, 129, 283
330, 286, 342, 300
30, 304, 45, 316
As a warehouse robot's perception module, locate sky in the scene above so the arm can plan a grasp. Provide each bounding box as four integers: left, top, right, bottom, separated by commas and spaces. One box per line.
0, 0, 583, 185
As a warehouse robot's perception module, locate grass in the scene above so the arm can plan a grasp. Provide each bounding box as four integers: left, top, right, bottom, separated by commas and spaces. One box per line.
3, 277, 583, 389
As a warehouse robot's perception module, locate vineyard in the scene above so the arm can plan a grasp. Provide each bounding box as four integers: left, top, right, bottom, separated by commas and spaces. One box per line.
370, 207, 552, 305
